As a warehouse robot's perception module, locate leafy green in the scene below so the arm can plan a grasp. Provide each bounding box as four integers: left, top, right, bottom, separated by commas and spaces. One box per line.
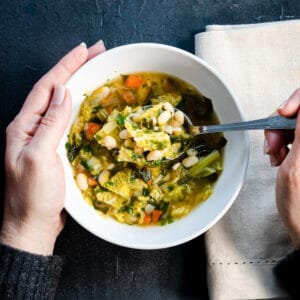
160, 216, 174, 226
138, 169, 152, 182
188, 150, 221, 178
66, 143, 80, 162
116, 114, 125, 125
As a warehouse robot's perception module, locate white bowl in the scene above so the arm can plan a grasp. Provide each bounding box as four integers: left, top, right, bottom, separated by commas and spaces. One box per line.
57, 43, 249, 249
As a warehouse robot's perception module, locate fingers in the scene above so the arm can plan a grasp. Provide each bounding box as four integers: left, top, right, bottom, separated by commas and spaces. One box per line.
291, 105, 300, 146
20, 44, 88, 119
264, 88, 300, 166
18, 40, 106, 119
87, 40, 106, 60
277, 88, 300, 117
29, 84, 72, 152
6, 40, 107, 159
20, 44, 88, 118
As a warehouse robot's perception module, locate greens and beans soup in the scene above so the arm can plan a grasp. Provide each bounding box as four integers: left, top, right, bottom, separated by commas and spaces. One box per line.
66, 73, 226, 226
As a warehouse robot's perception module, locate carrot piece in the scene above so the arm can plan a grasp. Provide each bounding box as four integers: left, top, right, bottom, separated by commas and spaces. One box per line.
88, 177, 98, 186
125, 75, 145, 88
121, 90, 136, 105
106, 105, 115, 115
85, 122, 101, 139
152, 210, 163, 223
143, 214, 152, 225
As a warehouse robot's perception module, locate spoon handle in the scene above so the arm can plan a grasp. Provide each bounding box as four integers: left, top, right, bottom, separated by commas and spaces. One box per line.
196, 115, 297, 134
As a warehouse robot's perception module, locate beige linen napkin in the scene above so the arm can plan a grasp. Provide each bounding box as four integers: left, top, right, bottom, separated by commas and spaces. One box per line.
195, 20, 300, 300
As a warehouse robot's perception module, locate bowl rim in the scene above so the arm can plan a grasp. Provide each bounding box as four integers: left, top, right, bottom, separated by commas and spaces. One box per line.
63, 42, 250, 249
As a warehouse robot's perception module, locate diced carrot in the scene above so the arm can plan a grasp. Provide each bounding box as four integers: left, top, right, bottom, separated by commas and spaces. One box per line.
76, 163, 86, 173
152, 210, 163, 223
121, 90, 136, 105
143, 214, 152, 225
85, 122, 101, 139
106, 105, 115, 114
88, 177, 98, 186
125, 75, 145, 88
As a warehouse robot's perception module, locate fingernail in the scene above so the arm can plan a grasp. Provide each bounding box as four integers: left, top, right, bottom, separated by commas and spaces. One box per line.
80, 42, 87, 48
52, 84, 66, 105
95, 39, 106, 49
263, 139, 269, 154
96, 39, 104, 45
278, 100, 288, 110
270, 155, 278, 167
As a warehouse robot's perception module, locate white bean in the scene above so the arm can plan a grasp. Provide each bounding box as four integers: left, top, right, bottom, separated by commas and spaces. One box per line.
182, 156, 198, 168
104, 135, 117, 150
147, 150, 163, 161
76, 173, 88, 191
174, 110, 185, 125
119, 129, 131, 139
124, 139, 134, 148
172, 127, 183, 135
98, 170, 110, 186
163, 102, 174, 113
96, 86, 110, 102
152, 117, 157, 126
158, 111, 171, 125
107, 163, 115, 170
187, 148, 198, 156
163, 125, 173, 135
172, 162, 181, 170
126, 215, 138, 224
170, 119, 181, 128
132, 113, 142, 122
145, 204, 155, 214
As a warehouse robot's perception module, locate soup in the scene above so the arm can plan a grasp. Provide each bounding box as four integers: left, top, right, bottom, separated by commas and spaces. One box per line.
66, 72, 226, 226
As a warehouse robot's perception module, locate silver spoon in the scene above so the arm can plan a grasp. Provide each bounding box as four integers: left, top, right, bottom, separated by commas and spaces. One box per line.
182, 112, 297, 135
162, 112, 297, 163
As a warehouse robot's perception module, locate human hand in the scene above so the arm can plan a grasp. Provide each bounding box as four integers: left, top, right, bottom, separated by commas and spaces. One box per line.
0, 41, 106, 255
264, 89, 300, 247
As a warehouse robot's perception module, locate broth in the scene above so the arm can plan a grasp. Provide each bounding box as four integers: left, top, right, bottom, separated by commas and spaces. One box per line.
67, 72, 226, 226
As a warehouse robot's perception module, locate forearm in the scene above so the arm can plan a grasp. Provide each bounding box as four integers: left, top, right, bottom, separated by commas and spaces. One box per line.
0, 243, 63, 300
274, 248, 300, 299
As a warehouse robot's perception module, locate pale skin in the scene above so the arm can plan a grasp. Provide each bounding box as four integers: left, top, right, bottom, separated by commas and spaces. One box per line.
0, 41, 106, 255
265, 88, 300, 247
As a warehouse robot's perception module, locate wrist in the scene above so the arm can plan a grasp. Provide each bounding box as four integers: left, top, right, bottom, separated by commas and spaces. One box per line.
0, 220, 57, 256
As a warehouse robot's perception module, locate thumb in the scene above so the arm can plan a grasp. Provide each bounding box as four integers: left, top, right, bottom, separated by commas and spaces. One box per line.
30, 84, 72, 152
278, 88, 300, 117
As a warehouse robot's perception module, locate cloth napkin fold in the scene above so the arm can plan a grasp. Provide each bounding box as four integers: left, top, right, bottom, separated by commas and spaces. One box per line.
195, 20, 300, 300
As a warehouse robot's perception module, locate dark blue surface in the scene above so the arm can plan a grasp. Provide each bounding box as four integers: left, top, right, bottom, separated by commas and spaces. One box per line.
1, 1, 300, 299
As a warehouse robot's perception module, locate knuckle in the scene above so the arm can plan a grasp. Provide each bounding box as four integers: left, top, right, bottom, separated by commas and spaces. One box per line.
58, 61, 73, 78
281, 164, 300, 187
5, 117, 22, 138
5, 122, 14, 136
41, 113, 58, 128
22, 148, 41, 166
32, 80, 44, 93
